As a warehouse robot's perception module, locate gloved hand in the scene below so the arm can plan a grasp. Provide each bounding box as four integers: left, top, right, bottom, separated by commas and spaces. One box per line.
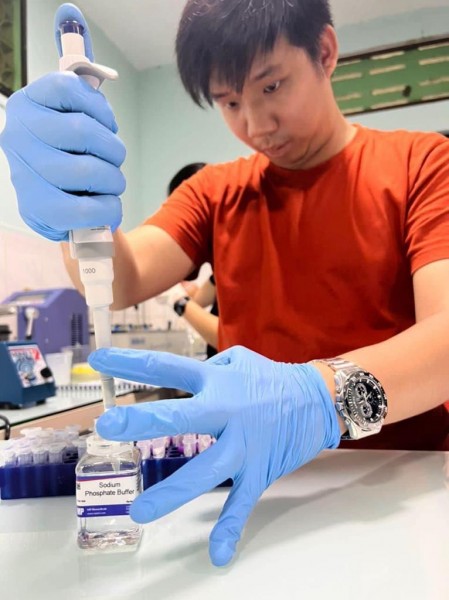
91, 345, 341, 567
0, 3, 125, 241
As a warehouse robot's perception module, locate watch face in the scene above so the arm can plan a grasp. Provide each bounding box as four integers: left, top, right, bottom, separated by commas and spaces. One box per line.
174, 297, 189, 316
343, 371, 387, 429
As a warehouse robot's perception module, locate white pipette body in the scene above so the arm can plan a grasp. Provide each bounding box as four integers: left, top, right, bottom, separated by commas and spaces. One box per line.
59, 20, 118, 410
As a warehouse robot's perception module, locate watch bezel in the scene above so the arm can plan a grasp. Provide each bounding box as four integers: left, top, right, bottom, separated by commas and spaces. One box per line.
337, 369, 388, 433
173, 296, 190, 316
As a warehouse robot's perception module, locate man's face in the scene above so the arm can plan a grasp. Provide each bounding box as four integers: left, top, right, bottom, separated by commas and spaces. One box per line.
210, 35, 336, 170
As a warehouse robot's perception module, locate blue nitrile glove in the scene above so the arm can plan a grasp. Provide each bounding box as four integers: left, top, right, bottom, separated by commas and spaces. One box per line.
91, 345, 341, 567
0, 3, 125, 241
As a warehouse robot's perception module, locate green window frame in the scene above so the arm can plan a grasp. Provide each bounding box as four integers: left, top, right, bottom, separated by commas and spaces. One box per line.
0, 0, 26, 99
333, 36, 449, 116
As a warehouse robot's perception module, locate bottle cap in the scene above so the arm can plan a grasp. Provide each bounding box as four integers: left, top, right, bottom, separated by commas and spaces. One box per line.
86, 434, 133, 456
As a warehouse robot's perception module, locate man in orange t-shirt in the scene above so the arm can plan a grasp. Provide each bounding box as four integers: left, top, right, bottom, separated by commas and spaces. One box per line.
147, 126, 449, 452
2, 0, 448, 567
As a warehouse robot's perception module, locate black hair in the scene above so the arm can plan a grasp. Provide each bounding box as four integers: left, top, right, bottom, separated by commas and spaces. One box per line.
168, 162, 207, 195
176, 0, 333, 107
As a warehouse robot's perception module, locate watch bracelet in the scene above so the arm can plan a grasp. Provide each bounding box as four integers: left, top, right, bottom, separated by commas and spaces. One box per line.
313, 357, 386, 441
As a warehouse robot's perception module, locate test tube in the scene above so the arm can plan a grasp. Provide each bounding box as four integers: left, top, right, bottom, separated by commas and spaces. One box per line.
182, 434, 197, 458
15, 439, 32, 450
31, 444, 48, 465
65, 431, 80, 444
37, 430, 54, 446
73, 438, 87, 460
48, 442, 65, 464
63, 435, 80, 462
65, 424, 81, 435
172, 434, 183, 448
1, 449, 16, 467
197, 434, 212, 453
20, 427, 42, 440
136, 440, 152, 460
53, 430, 68, 442
151, 437, 166, 459
16, 446, 33, 466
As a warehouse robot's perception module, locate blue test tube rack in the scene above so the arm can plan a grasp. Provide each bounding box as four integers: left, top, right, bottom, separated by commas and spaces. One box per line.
0, 444, 231, 500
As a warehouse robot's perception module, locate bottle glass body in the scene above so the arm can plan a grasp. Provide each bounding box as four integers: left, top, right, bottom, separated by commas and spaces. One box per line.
76, 436, 142, 552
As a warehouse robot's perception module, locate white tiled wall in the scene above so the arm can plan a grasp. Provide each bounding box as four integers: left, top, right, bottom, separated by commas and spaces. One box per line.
0, 227, 212, 333
0, 228, 73, 302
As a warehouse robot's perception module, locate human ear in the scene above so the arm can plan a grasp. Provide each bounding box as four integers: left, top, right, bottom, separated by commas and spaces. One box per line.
319, 25, 339, 78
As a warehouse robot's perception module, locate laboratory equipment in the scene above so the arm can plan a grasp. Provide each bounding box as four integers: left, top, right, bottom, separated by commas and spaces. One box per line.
0, 324, 11, 341
0, 341, 56, 407
58, 16, 118, 412
44, 350, 73, 386
0, 433, 228, 500
150, 437, 166, 459
76, 435, 143, 551
48, 442, 66, 464
31, 444, 48, 465
110, 328, 193, 356
0, 48, 124, 243
182, 433, 197, 457
0, 288, 89, 354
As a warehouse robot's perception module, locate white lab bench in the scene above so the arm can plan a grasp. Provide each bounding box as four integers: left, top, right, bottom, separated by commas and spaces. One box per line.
0, 449, 448, 600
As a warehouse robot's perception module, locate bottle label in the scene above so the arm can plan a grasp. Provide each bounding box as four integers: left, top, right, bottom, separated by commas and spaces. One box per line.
76, 472, 139, 518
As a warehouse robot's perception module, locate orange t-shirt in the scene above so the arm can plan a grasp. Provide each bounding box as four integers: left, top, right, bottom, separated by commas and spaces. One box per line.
147, 125, 449, 450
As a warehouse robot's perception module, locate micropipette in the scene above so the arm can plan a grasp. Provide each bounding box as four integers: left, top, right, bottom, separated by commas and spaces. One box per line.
58, 19, 118, 410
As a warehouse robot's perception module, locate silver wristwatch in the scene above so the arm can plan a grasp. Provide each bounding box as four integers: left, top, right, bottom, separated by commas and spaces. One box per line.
317, 358, 388, 440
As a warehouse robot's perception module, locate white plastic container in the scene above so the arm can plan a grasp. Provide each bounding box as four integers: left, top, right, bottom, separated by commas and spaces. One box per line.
44, 351, 73, 386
